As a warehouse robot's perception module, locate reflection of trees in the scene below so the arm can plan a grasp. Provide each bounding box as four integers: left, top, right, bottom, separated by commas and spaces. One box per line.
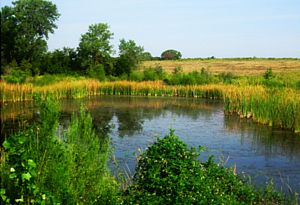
115, 109, 144, 138
89, 108, 114, 137
1, 96, 221, 140
224, 115, 300, 159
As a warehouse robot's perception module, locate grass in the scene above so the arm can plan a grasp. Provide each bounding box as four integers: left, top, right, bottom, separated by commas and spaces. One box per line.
1, 80, 300, 132
0, 97, 119, 204
141, 58, 300, 76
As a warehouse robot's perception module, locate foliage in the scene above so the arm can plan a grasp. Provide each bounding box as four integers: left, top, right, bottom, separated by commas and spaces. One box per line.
143, 66, 166, 81
140, 52, 153, 61
1, 0, 60, 68
40, 48, 79, 74
264, 68, 274, 80
88, 64, 106, 81
78, 23, 114, 70
123, 130, 287, 204
161, 49, 182, 60
0, 97, 119, 204
2, 60, 32, 83
165, 68, 217, 85
115, 39, 144, 76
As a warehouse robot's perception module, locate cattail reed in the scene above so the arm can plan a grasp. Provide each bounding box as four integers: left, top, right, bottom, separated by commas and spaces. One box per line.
1, 80, 299, 132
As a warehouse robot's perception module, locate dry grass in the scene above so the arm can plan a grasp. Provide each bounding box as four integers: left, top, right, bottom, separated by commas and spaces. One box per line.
141, 59, 300, 76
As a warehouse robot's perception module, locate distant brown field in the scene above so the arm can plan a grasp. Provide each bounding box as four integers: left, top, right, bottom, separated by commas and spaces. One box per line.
141, 59, 300, 76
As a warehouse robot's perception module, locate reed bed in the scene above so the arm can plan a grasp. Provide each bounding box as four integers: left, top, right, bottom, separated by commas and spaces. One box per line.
1, 80, 299, 132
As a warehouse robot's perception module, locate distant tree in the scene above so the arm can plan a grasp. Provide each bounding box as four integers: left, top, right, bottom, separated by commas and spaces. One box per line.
140, 52, 153, 61
115, 39, 144, 76
161, 49, 182, 60
40, 47, 78, 74
1, 0, 60, 72
78, 23, 114, 73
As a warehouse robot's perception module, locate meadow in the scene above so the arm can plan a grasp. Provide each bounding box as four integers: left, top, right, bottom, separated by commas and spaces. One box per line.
142, 58, 300, 76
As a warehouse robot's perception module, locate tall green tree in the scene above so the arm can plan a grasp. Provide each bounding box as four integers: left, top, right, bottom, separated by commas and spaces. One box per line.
115, 39, 144, 76
78, 23, 114, 73
1, 0, 60, 71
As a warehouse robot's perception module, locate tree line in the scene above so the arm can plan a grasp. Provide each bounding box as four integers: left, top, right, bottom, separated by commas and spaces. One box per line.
1, 0, 182, 80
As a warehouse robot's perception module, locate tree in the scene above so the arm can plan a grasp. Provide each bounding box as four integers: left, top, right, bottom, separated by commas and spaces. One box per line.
78, 23, 114, 71
161, 49, 182, 60
115, 39, 144, 76
1, 0, 60, 70
140, 52, 153, 61
40, 47, 78, 74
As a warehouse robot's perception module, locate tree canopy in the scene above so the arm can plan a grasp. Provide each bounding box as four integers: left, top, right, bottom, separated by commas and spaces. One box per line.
115, 39, 144, 76
161, 49, 182, 60
78, 23, 114, 68
1, 0, 60, 69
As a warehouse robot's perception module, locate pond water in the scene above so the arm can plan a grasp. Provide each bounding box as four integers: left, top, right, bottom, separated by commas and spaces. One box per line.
1, 95, 300, 194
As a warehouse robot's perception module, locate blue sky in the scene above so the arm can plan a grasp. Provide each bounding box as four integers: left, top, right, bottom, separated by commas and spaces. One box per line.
2, 0, 300, 58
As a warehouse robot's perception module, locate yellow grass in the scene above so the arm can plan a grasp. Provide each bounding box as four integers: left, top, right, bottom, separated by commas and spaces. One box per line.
141, 59, 300, 76
1, 80, 300, 132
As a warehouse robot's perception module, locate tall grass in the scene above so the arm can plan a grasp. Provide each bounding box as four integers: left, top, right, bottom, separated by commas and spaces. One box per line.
1, 80, 299, 132
0, 97, 119, 204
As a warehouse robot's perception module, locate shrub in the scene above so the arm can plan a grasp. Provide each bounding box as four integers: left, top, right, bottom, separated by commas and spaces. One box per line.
129, 71, 144, 81
0, 97, 119, 204
88, 64, 106, 81
143, 66, 166, 81
219, 72, 235, 84
123, 130, 286, 204
264, 68, 273, 80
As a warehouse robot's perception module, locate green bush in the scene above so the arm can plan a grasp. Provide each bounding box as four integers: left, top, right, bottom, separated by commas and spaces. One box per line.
88, 64, 106, 81
123, 130, 287, 204
264, 68, 273, 80
0, 97, 119, 204
143, 66, 166, 81
129, 71, 144, 81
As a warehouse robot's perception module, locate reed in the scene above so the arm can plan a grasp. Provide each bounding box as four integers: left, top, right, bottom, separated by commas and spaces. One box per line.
1, 80, 299, 132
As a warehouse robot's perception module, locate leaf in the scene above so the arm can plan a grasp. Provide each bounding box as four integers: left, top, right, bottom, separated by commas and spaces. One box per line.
9, 173, 17, 179
21, 172, 32, 181
28, 159, 36, 168
10, 167, 16, 172
2, 141, 11, 150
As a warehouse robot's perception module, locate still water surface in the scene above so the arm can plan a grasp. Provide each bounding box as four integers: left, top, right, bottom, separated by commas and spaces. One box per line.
1, 96, 300, 194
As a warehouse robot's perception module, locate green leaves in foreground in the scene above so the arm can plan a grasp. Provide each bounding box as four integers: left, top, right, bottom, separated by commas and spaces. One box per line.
123, 130, 286, 205
0, 98, 119, 204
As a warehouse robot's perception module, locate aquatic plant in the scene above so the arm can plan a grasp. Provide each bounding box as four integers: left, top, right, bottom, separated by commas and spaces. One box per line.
1, 80, 299, 132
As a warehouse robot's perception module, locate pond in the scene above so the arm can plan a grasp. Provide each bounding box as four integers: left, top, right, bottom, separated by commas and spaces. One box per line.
1, 95, 300, 194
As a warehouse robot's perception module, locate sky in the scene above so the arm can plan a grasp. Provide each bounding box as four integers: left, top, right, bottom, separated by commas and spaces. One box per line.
1, 0, 300, 58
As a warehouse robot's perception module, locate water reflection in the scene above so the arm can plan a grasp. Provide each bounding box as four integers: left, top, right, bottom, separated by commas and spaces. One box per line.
224, 115, 300, 159
1, 96, 300, 194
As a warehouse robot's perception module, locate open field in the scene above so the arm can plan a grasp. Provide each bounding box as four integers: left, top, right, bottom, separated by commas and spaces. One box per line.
141, 59, 300, 76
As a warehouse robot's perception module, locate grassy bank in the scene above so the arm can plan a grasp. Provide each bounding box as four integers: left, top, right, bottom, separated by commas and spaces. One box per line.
1, 80, 300, 132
